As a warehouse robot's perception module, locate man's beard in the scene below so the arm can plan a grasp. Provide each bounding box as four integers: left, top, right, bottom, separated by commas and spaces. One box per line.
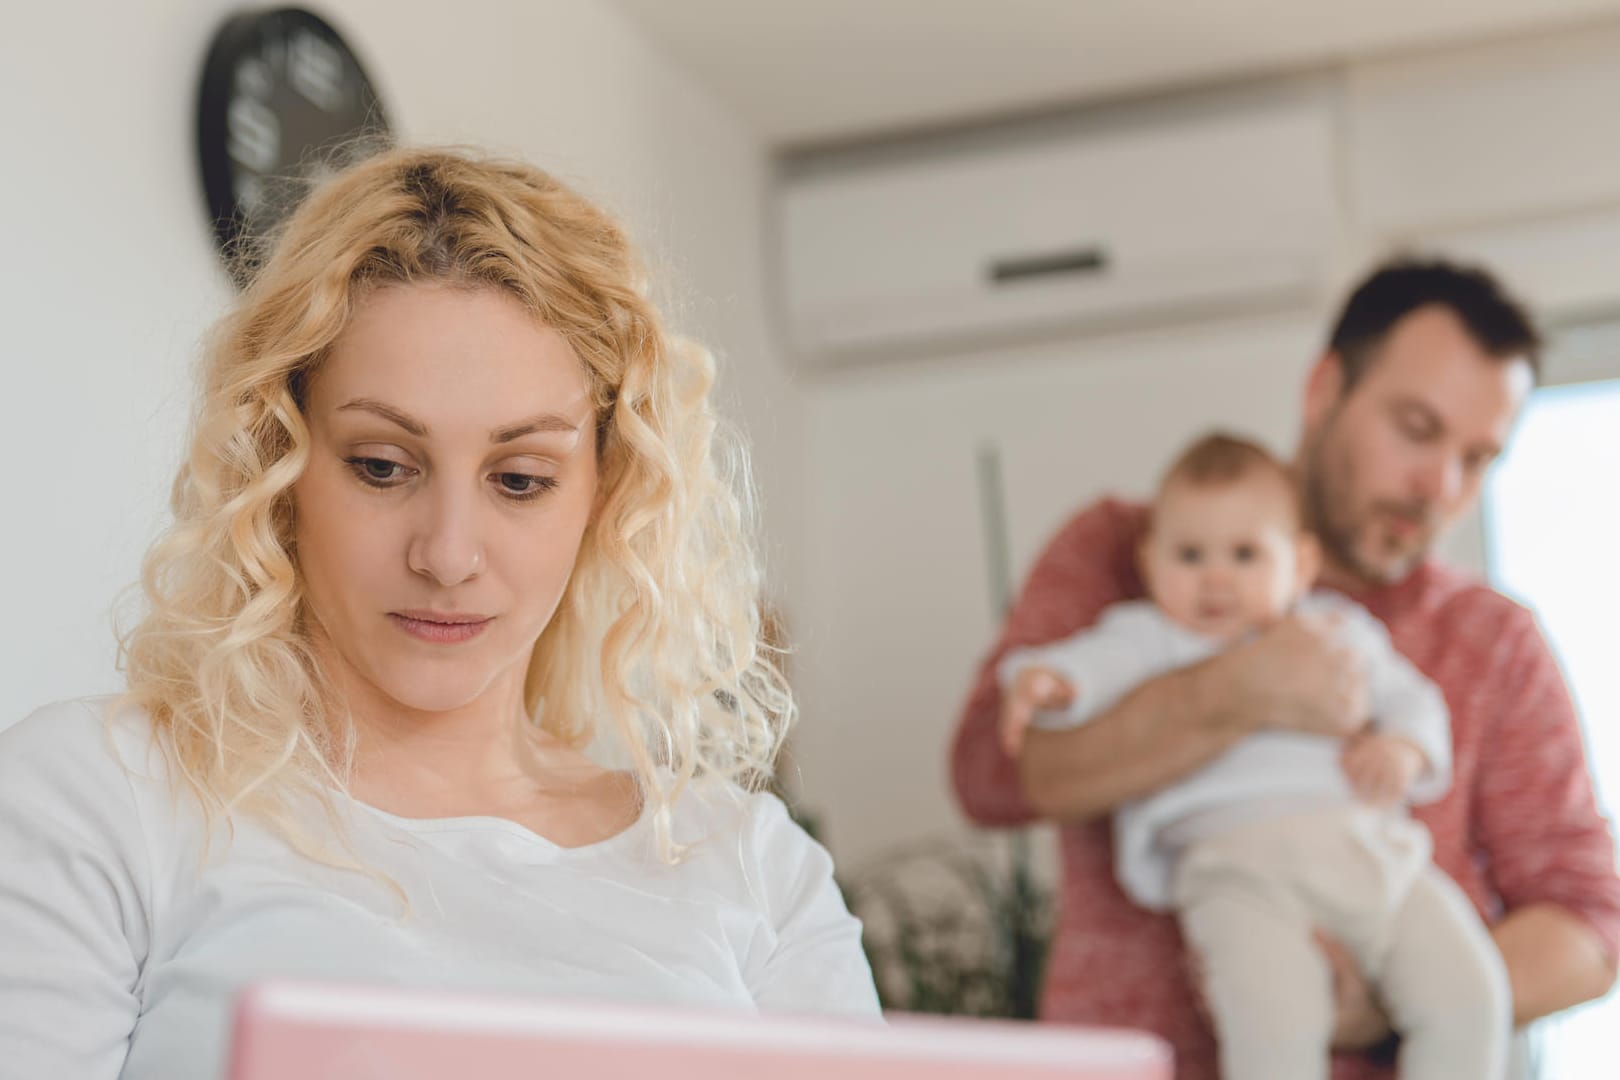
1301, 425, 1435, 586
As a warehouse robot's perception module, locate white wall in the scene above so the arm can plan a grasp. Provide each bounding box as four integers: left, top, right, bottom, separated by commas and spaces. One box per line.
0, 2, 800, 727
2, 0, 235, 719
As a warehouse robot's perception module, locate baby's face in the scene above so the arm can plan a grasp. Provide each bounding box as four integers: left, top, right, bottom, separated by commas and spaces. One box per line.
1140, 474, 1312, 642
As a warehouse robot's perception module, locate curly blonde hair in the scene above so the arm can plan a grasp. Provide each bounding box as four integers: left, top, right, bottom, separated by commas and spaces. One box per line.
119, 147, 793, 860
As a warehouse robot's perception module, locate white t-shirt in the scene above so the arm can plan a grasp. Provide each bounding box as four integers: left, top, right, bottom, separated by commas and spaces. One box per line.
998, 592, 1452, 910
0, 697, 879, 1080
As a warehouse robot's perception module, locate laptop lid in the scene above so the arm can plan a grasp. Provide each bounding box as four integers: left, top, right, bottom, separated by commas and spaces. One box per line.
228, 981, 1172, 1080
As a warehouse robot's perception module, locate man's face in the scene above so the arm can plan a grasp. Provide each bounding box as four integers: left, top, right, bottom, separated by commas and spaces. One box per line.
1300, 304, 1534, 585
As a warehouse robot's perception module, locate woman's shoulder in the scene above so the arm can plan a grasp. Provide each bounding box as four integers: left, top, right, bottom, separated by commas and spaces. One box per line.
0, 695, 169, 804
664, 783, 837, 906
0, 696, 179, 929
666, 782, 804, 849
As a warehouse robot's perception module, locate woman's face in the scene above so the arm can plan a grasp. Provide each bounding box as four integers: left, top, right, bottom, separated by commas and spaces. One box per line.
292, 283, 599, 719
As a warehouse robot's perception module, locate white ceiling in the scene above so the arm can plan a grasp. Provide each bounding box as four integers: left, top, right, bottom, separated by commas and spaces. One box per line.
612, 0, 1620, 147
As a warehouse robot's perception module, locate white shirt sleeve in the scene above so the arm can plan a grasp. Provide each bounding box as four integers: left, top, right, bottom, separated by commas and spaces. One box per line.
739, 793, 881, 1017
0, 699, 151, 1079
1321, 596, 1454, 804
997, 601, 1181, 730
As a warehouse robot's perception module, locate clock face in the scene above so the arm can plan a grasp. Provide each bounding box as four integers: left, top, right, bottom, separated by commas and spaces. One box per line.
197, 7, 391, 282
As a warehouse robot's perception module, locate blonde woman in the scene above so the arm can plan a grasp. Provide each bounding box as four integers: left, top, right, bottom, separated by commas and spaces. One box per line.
0, 148, 879, 1079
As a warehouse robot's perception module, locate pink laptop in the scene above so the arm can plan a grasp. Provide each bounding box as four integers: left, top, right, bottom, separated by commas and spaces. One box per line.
228, 981, 1172, 1080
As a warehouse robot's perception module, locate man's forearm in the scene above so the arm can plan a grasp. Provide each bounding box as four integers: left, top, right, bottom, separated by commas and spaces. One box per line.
1494, 903, 1618, 1025
1017, 659, 1253, 823
1332, 903, 1618, 1053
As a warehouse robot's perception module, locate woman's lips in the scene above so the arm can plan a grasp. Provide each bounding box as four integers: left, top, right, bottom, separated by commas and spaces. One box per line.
387, 612, 494, 644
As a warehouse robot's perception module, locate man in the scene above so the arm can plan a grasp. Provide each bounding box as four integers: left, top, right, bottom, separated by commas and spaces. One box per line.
950, 259, 1620, 1078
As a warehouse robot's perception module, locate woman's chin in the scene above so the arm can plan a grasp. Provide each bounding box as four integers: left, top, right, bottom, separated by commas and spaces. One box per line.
368, 667, 500, 716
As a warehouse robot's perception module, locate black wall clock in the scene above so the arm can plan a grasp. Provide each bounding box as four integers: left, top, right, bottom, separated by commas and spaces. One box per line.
197, 7, 391, 283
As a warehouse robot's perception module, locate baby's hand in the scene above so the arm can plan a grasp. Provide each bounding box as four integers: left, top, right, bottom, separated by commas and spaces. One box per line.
1340, 731, 1426, 808
999, 666, 1076, 758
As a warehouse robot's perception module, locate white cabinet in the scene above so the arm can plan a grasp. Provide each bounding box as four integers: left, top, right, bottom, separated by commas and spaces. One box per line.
1349, 24, 1620, 237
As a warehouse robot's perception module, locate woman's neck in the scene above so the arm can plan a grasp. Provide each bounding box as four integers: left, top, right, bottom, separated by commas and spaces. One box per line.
316, 652, 592, 818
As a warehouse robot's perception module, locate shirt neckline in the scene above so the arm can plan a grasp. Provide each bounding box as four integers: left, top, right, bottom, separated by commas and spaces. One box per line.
345, 783, 653, 857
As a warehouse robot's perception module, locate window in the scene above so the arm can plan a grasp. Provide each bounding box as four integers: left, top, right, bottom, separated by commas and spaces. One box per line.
1485, 376, 1620, 1078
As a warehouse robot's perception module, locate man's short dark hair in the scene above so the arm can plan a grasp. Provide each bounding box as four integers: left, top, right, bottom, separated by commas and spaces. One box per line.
1326, 257, 1542, 389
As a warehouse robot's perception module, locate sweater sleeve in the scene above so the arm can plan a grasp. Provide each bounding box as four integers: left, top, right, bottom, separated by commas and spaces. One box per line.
0, 699, 152, 1079
1472, 608, 1620, 961
948, 499, 1146, 827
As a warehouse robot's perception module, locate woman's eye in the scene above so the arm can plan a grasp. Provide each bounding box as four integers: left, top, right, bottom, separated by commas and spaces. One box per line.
1177, 546, 1202, 564
495, 473, 560, 501
345, 457, 411, 487
343, 457, 557, 500
1234, 544, 1258, 563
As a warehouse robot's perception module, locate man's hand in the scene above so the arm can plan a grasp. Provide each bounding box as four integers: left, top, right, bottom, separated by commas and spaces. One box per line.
999, 666, 1076, 757
1212, 613, 1369, 738
1341, 732, 1427, 808
1317, 931, 1394, 1051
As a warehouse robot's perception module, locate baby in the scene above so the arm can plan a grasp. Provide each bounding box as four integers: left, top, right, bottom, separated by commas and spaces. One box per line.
1000, 432, 1507, 1080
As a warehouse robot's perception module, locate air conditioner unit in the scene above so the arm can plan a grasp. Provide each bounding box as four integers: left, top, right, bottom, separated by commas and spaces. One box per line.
776, 96, 1342, 366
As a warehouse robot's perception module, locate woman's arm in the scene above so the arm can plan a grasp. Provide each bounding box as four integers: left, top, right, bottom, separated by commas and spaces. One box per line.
0, 700, 149, 1078
742, 793, 880, 1016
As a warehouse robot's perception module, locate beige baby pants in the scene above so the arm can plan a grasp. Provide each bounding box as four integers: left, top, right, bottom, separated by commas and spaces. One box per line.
1171, 805, 1509, 1080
